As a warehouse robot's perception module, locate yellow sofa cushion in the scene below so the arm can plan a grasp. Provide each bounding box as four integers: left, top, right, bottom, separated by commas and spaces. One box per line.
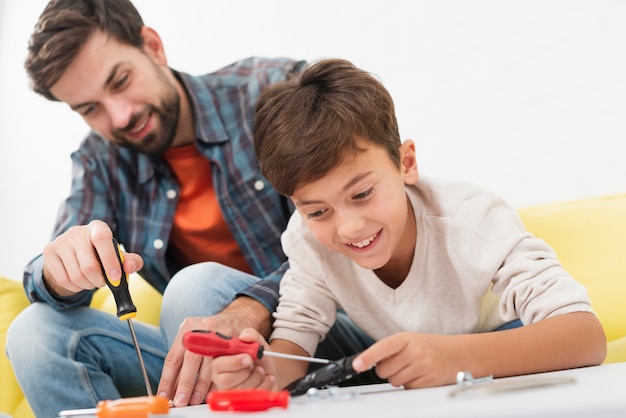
0, 276, 31, 417
0, 275, 162, 418
519, 193, 626, 362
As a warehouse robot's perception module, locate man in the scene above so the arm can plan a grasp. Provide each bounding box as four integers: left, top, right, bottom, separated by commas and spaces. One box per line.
6, 1, 371, 417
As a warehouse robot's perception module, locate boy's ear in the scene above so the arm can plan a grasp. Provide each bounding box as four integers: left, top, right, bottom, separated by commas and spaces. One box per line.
140, 26, 167, 66
400, 140, 419, 184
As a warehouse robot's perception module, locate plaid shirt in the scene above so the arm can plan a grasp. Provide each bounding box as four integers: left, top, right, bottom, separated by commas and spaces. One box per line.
24, 57, 306, 313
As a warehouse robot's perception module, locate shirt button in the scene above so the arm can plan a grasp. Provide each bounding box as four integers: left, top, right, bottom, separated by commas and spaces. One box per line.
254, 180, 265, 191
166, 189, 177, 199
153, 239, 164, 250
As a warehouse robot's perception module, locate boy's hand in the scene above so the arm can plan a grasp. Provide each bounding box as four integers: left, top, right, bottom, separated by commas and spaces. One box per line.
211, 328, 279, 391
352, 332, 463, 389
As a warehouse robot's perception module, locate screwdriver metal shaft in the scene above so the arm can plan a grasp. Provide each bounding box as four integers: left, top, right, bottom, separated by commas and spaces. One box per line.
262, 350, 330, 364
127, 319, 153, 396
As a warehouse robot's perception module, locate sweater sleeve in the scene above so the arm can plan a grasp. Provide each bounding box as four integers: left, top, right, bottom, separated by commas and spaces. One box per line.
448, 187, 594, 326
269, 213, 339, 356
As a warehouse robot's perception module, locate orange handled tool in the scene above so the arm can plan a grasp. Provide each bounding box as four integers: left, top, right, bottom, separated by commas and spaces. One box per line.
58, 396, 169, 417
183, 330, 330, 364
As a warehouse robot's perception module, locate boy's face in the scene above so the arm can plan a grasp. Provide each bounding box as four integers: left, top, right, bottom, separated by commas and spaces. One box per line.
291, 138, 419, 274
49, 28, 181, 154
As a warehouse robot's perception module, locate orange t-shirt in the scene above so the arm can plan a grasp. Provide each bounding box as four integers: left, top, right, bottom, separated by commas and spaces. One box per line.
163, 144, 252, 273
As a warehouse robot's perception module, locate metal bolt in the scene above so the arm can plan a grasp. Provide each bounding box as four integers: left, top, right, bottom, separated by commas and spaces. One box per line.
456, 371, 494, 387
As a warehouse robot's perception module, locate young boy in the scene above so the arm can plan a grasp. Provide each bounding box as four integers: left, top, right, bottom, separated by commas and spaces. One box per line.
210, 59, 606, 391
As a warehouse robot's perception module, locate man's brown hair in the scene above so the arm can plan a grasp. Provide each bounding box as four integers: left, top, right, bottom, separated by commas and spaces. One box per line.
254, 58, 401, 197
25, 0, 145, 101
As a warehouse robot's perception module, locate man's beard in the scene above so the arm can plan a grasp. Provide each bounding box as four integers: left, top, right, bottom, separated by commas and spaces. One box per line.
112, 87, 181, 155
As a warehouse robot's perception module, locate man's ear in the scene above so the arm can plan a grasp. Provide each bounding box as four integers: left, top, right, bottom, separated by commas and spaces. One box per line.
400, 139, 419, 184
140, 26, 167, 66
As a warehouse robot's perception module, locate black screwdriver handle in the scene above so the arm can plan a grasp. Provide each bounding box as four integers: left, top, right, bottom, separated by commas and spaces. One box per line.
101, 238, 137, 320
285, 352, 361, 396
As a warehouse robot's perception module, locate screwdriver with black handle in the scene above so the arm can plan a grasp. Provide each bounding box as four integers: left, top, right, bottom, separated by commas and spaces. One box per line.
100, 238, 153, 397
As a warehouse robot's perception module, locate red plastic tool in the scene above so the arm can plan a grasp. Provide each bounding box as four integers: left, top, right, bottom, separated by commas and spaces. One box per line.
207, 389, 289, 412
183, 330, 329, 364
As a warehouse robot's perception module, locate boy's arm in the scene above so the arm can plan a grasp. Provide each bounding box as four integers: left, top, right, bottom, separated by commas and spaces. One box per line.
353, 311, 606, 389
269, 338, 311, 389
460, 311, 606, 379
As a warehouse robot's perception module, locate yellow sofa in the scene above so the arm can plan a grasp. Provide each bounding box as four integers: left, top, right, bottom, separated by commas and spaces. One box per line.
2, 193, 626, 417
518, 193, 626, 362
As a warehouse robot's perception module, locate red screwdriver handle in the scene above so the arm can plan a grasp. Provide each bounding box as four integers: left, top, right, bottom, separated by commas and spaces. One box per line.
183, 330, 264, 359
207, 389, 289, 411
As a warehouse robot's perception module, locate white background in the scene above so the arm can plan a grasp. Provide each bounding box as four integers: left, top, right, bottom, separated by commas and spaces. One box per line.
1, 0, 626, 282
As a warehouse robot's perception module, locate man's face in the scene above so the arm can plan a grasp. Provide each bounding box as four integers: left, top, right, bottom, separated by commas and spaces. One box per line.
49, 30, 180, 154
291, 139, 419, 273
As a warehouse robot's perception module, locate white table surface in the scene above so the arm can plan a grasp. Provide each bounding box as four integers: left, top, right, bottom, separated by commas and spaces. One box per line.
168, 362, 626, 418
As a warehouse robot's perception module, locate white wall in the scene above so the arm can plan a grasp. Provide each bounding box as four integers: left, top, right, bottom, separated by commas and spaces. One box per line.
1, 0, 626, 281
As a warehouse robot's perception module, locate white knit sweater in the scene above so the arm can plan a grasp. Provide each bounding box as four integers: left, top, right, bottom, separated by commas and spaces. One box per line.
271, 176, 594, 356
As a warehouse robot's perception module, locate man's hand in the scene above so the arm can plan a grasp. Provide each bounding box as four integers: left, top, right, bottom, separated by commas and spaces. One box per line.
157, 296, 273, 407
42, 220, 143, 297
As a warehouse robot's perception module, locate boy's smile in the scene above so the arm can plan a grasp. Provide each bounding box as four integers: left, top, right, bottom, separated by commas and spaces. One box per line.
291, 138, 419, 286
347, 231, 379, 249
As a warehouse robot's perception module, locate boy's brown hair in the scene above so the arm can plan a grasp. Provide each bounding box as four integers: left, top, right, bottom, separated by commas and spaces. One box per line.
254, 58, 402, 196
25, 0, 145, 101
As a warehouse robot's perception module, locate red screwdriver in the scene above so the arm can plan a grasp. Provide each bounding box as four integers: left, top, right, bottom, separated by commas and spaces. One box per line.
183, 330, 330, 364
184, 331, 294, 412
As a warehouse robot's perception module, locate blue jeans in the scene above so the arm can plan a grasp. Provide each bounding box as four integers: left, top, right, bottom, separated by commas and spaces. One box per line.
6, 263, 373, 417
